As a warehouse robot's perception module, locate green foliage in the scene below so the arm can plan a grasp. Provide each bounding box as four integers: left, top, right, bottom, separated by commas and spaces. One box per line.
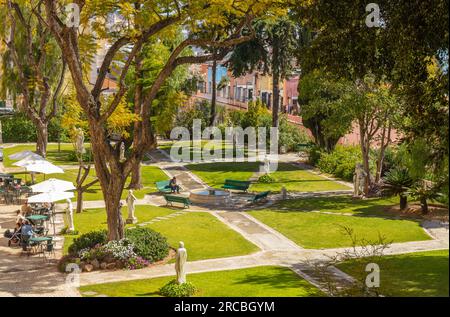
316, 145, 362, 181
0, 112, 70, 143
125, 227, 169, 263
159, 279, 197, 297
0, 112, 37, 142
298, 70, 352, 151
258, 173, 275, 184
381, 168, 415, 197
68, 230, 108, 256
278, 116, 311, 152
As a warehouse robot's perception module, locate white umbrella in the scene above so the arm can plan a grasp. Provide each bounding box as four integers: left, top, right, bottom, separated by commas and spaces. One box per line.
9, 150, 40, 160
14, 153, 45, 167
30, 178, 75, 193
27, 191, 74, 203
24, 161, 64, 174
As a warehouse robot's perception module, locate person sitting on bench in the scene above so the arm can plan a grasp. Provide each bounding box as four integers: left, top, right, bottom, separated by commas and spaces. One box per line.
169, 177, 180, 194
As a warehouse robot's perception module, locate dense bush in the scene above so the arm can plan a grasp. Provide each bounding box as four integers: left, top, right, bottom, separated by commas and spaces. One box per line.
1, 113, 37, 142
125, 227, 169, 262
279, 116, 311, 152
1, 112, 69, 143
67, 149, 93, 162
68, 230, 108, 255
316, 145, 362, 181
159, 279, 197, 297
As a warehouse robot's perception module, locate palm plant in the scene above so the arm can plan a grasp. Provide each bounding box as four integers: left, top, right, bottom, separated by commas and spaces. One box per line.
381, 167, 414, 210
408, 180, 443, 214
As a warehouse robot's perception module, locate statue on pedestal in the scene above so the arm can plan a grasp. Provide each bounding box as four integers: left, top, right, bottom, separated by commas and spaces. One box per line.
175, 241, 187, 284
66, 198, 75, 232
353, 163, 367, 197
125, 189, 138, 224
75, 127, 85, 155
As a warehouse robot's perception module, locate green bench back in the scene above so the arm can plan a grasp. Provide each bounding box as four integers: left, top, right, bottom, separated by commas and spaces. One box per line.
223, 179, 250, 188
164, 195, 190, 205
155, 180, 171, 189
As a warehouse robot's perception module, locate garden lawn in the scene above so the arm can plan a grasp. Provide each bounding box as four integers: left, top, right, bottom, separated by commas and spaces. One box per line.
337, 250, 449, 297
64, 206, 258, 260
146, 211, 258, 261
2, 143, 87, 167
186, 162, 259, 188
186, 162, 349, 192
250, 163, 351, 192
79, 266, 323, 297
272, 196, 400, 217
248, 197, 431, 249
11, 165, 167, 201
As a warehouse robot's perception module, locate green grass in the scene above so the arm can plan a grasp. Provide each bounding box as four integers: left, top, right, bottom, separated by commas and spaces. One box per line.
2, 143, 86, 167
248, 197, 431, 249
272, 195, 400, 216
186, 162, 259, 188
186, 162, 348, 192
250, 163, 351, 192
64, 205, 258, 260
337, 250, 449, 297
79, 266, 324, 297
10, 165, 167, 201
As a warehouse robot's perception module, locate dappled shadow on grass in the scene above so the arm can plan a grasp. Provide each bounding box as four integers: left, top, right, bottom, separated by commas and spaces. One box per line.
338, 252, 449, 297
270, 196, 398, 219
231, 267, 304, 290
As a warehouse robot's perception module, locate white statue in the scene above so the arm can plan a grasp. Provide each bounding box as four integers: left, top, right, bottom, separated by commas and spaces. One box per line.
175, 241, 187, 284
125, 189, 137, 224
264, 155, 270, 174
119, 142, 125, 162
353, 163, 367, 197
75, 127, 85, 155
66, 198, 75, 232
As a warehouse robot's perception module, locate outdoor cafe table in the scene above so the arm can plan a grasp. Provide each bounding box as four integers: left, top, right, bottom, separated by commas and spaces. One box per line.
29, 236, 53, 258
26, 215, 49, 222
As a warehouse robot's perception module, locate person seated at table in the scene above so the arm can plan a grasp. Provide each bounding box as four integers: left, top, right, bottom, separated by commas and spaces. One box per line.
20, 220, 35, 251
15, 210, 25, 225
20, 200, 32, 217
169, 176, 180, 194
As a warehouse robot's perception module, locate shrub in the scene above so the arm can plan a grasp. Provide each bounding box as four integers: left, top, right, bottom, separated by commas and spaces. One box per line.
159, 279, 197, 297
68, 230, 108, 255
258, 174, 275, 183
307, 145, 323, 166
279, 117, 312, 152
125, 227, 169, 262
381, 167, 415, 210
317, 145, 362, 181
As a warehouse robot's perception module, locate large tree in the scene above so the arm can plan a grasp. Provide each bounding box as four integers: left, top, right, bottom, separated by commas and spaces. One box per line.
227, 16, 299, 127
296, 0, 449, 186
37, 0, 287, 241
0, 0, 66, 157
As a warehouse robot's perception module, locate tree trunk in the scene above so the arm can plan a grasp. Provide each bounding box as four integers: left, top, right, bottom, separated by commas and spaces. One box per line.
104, 177, 126, 241
76, 188, 83, 214
128, 162, 143, 189
375, 122, 391, 183
359, 124, 371, 196
36, 122, 48, 157
210, 57, 217, 126
420, 198, 429, 214
272, 72, 280, 128
399, 195, 408, 210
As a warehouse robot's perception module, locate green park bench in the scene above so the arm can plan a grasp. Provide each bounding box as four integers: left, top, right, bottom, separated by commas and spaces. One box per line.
222, 179, 251, 192
164, 194, 191, 208
247, 191, 271, 203
155, 180, 182, 193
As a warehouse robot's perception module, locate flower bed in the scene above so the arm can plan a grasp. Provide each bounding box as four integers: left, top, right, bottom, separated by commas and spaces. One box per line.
59, 228, 171, 273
